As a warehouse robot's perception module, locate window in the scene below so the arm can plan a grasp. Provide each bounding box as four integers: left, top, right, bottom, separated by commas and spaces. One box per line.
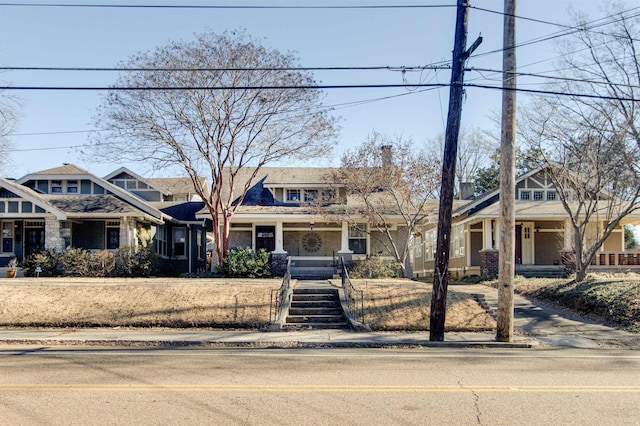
286, 189, 300, 202
51, 181, 62, 193
196, 231, 203, 259
348, 223, 367, 254
451, 224, 465, 258
425, 230, 436, 261
106, 221, 120, 250
322, 188, 336, 202
172, 227, 187, 257
533, 191, 543, 200
519, 190, 531, 200
304, 189, 318, 202
67, 180, 78, 193
156, 226, 167, 256
414, 236, 422, 258
1, 221, 13, 253
546, 191, 556, 200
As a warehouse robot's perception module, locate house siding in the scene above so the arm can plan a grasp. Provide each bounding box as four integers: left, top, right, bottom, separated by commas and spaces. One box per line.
534, 232, 563, 265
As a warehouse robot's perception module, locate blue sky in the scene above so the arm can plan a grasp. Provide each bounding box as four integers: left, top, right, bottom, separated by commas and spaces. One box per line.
0, 0, 610, 179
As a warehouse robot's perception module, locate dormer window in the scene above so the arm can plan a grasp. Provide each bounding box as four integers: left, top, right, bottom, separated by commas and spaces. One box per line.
286, 189, 300, 202
67, 180, 78, 193
304, 189, 318, 202
51, 181, 62, 193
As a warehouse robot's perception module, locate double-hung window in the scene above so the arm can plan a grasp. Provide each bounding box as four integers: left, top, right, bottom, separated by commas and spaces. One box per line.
348, 223, 367, 254
286, 189, 301, 202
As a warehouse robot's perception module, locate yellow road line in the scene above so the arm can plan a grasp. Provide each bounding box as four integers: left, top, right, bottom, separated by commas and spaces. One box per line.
1, 384, 639, 393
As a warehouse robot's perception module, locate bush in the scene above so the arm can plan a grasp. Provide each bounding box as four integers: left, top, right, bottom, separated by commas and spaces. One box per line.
22, 249, 61, 277
23, 246, 158, 277
114, 246, 159, 277
348, 257, 401, 279
217, 247, 270, 278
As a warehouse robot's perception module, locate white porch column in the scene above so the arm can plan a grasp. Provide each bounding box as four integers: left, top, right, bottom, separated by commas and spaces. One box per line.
273, 221, 286, 254
483, 219, 493, 249
338, 221, 352, 254
563, 219, 573, 250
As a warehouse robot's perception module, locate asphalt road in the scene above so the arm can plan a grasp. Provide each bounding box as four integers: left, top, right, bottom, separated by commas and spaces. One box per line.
1, 346, 639, 425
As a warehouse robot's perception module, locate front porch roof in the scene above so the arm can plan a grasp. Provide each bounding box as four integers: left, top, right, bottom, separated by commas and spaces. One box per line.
46, 195, 163, 223
462, 200, 640, 223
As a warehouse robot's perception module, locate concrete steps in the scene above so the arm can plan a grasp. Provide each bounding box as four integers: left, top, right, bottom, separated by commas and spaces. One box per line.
284, 283, 349, 330
515, 266, 569, 279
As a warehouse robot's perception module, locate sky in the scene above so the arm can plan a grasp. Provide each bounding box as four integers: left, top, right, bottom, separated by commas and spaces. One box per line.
0, 0, 615, 179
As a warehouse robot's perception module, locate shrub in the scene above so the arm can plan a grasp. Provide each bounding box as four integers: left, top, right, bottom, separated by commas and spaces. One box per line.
348, 256, 401, 279
114, 246, 159, 277
22, 249, 61, 277
217, 247, 270, 278
23, 246, 158, 277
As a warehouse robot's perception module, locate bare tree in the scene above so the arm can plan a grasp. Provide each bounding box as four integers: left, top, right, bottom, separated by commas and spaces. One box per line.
330, 132, 441, 277
427, 127, 496, 197
89, 30, 339, 263
0, 89, 19, 175
519, 2, 640, 281
521, 81, 640, 282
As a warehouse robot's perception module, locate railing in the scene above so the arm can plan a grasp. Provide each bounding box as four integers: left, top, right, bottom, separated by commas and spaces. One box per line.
340, 257, 365, 324
590, 252, 640, 266
269, 257, 292, 325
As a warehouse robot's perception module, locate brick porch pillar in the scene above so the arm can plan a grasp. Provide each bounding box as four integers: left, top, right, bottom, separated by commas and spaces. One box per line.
480, 248, 499, 277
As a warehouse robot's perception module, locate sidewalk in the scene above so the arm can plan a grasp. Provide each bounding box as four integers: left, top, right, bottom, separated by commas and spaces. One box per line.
0, 284, 638, 349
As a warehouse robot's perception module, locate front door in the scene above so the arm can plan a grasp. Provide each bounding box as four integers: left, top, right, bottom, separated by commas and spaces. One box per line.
255, 226, 275, 252
515, 224, 522, 264
25, 228, 45, 257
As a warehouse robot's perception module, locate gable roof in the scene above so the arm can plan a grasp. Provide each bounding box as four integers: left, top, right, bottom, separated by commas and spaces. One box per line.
21, 163, 93, 177
147, 177, 208, 197
18, 164, 163, 221
45, 195, 146, 217
103, 167, 169, 195
453, 166, 545, 218
0, 178, 67, 219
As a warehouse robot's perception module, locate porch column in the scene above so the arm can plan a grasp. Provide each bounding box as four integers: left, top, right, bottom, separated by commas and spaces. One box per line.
338, 222, 352, 254
337, 221, 353, 265
563, 219, 573, 250
483, 219, 493, 249
120, 218, 137, 248
273, 221, 286, 254
44, 218, 64, 252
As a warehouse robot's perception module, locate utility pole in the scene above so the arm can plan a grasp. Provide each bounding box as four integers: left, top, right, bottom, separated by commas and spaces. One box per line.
497, 0, 517, 342
430, 0, 481, 341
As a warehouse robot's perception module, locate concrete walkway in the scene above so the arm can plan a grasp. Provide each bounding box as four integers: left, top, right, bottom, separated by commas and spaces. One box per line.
0, 284, 638, 349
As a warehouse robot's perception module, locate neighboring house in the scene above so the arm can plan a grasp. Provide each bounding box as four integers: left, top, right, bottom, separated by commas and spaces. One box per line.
0, 164, 209, 274
196, 167, 414, 278
411, 168, 640, 279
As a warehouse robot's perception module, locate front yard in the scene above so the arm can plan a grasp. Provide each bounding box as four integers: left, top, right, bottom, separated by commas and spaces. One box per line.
484, 273, 640, 333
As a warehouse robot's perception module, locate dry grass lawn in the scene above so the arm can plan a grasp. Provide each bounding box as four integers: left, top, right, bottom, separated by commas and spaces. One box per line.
0, 277, 495, 331
353, 279, 495, 331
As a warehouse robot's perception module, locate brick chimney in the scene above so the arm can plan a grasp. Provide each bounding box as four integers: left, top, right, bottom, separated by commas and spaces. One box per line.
381, 145, 392, 170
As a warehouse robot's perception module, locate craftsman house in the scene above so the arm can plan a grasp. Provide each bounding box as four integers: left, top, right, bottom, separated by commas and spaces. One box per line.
411, 168, 640, 279
0, 164, 209, 274
196, 167, 415, 278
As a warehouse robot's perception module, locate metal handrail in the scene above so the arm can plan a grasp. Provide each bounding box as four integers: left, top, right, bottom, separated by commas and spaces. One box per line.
269, 257, 292, 324
340, 256, 365, 324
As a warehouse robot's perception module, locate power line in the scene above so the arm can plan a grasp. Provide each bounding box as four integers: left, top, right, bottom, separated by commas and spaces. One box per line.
0, 83, 450, 90
471, 7, 640, 60
0, 64, 451, 72
0, 2, 455, 10
466, 83, 639, 102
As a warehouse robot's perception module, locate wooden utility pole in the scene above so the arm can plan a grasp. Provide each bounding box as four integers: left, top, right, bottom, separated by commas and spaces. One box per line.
497, 0, 517, 342
430, 0, 476, 341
